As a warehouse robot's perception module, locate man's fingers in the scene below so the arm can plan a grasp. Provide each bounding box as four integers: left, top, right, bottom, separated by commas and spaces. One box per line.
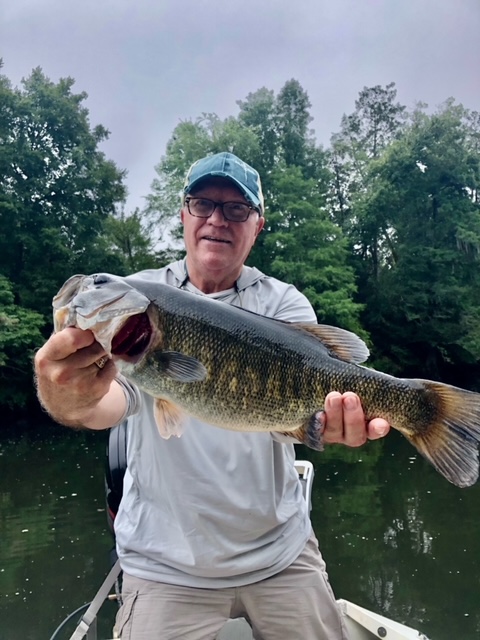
322, 391, 344, 444
323, 391, 366, 446
34, 328, 118, 428
322, 391, 390, 446
367, 418, 390, 440
36, 327, 109, 371
340, 392, 367, 447
37, 327, 96, 363
34, 328, 114, 397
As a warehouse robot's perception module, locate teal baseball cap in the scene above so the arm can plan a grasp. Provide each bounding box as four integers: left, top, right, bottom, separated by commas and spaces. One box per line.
183, 152, 264, 214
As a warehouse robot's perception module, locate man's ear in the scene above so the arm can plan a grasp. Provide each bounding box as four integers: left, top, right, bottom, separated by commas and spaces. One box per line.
255, 215, 265, 237
180, 207, 185, 224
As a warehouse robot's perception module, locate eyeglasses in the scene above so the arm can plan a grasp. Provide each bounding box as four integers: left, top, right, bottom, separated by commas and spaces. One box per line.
185, 197, 260, 223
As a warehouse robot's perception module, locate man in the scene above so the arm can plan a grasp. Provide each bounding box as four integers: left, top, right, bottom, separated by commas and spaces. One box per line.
35, 152, 390, 640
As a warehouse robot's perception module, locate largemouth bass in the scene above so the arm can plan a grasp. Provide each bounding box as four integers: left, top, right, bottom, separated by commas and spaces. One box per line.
53, 273, 480, 488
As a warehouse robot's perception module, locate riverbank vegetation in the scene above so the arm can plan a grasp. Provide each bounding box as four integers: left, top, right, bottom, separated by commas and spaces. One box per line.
1, 61, 479, 413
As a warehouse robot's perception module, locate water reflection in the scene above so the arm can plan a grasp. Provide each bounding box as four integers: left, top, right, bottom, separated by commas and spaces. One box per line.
304, 429, 480, 639
1, 422, 479, 639
0, 423, 114, 639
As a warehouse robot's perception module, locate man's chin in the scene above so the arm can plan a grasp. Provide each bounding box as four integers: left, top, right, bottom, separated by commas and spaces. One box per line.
198, 252, 236, 272
199, 243, 232, 260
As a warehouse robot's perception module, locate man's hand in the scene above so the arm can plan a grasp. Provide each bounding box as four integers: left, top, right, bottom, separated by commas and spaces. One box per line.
322, 391, 390, 447
34, 327, 120, 428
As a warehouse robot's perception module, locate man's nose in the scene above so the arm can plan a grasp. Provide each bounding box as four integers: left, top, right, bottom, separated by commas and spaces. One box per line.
208, 203, 228, 224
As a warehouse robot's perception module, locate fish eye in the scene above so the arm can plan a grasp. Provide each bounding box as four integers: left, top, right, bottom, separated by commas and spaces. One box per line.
93, 274, 110, 285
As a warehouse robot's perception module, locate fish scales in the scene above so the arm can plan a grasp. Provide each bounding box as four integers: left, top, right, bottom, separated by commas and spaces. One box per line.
131, 295, 431, 433
52, 273, 480, 488
129, 300, 323, 430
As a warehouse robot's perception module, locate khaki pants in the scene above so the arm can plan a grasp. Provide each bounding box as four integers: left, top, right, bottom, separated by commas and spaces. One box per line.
114, 533, 348, 640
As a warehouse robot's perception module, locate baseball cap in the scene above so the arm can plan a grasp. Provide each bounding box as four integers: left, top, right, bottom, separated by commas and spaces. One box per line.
183, 152, 264, 214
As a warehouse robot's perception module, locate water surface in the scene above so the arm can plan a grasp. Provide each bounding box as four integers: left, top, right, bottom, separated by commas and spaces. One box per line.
1, 421, 479, 639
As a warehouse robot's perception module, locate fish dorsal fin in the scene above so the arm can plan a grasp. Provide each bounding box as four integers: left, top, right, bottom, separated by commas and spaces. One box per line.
293, 323, 370, 364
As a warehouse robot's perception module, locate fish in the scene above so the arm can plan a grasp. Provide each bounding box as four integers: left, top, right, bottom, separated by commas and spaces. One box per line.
52, 272, 480, 488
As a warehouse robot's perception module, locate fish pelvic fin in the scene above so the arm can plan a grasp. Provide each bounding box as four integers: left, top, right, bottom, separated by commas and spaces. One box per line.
294, 323, 370, 364
407, 380, 480, 488
286, 412, 326, 452
154, 398, 184, 439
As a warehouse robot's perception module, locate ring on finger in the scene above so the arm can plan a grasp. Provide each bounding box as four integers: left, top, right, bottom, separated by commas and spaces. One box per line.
95, 356, 109, 369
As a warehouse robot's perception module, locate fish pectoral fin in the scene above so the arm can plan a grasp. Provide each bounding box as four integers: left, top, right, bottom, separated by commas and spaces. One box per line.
293, 323, 370, 364
154, 398, 184, 439
151, 350, 207, 382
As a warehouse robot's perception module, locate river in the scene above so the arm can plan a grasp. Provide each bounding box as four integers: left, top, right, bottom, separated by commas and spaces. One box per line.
0, 420, 479, 639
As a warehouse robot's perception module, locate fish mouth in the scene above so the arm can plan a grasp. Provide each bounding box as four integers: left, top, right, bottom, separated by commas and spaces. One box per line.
111, 312, 152, 361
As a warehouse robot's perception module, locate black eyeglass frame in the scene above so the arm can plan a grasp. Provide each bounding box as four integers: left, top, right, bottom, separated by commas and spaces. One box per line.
184, 197, 262, 223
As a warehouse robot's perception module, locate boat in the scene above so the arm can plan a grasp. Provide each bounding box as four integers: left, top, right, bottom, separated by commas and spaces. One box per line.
217, 600, 430, 639
58, 587, 430, 640
339, 599, 429, 640
51, 423, 431, 639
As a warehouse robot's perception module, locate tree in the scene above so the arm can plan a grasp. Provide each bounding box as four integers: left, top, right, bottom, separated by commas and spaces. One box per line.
250, 166, 365, 334
0, 275, 44, 408
0, 65, 133, 410
0, 67, 126, 318
102, 207, 168, 273
146, 80, 363, 332
237, 87, 278, 174
329, 83, 407, 230
358, 101, 480, 382
275, 79, 314, 170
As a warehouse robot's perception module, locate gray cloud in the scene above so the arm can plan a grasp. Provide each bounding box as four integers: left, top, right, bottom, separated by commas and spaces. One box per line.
2, 0, 479, 211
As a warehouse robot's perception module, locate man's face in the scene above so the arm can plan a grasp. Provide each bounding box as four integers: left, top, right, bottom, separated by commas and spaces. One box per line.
181, 177, 264, 283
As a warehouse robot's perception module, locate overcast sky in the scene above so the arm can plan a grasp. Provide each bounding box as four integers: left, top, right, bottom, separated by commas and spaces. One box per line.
2, 0, 479, 211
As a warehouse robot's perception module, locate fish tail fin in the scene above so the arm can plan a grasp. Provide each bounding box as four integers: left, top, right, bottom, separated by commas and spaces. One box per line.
408, 380, 480, 488
154, 398, 184, 439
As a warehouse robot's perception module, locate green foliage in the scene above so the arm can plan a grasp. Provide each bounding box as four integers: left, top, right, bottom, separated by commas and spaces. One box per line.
253, 166, 365, 334
102, 207, 168, 273
329, 83, 407, 230
355, 101, 480, 380
237, 87, 278, 172
0, 67, 127, 318
0, 65, 161, 410
275, 79, 314, 170
0, 275, 44, 408
3, 62, 480, 409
